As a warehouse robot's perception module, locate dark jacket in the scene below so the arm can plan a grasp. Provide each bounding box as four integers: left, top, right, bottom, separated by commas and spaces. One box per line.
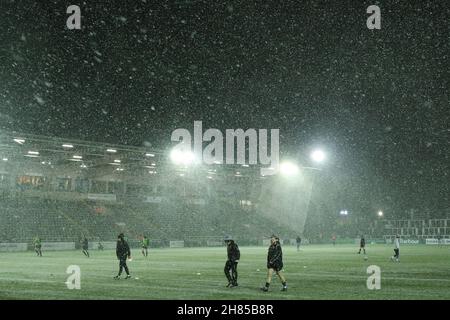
267, 242, 283, 269
116, 239, 130, 259
227, 241, 240, 262
360, 238, 366, 246
82, 238, 88, 249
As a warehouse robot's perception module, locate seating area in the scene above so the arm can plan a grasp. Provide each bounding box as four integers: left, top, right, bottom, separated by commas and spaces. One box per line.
0, 197, 296, 246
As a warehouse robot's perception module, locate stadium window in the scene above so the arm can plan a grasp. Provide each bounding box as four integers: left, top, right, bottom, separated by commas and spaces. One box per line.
0, 174, 10, 187
91, 180, 107, 193
56, 177, 72, 191
74, 177, 89, 193
16, 175, 45, 190
125, 184, 142, 195
108, 181, 124, 194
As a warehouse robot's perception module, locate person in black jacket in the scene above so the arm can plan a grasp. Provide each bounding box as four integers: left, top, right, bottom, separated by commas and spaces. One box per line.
114, 233, 131, 279
261, 235, 287, 292
296, 236, 302, 251
224, 236, 240, 287
358, 235, 366, 254
81, 236, 90, 258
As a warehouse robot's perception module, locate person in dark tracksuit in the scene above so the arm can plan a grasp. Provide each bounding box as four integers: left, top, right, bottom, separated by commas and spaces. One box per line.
114, 233, 131, 279
33, 236, 42, 257
358, 235, 366, 254
81, 237, 90, 257
261, 235, 287, 292
224, 236, 240, 287
296, 236, 302, 251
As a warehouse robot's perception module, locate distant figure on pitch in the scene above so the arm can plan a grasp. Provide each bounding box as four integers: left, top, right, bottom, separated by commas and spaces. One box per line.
331, 235, 336, 246
224, 235, 240, 288
81, 237, 90, 257
391, 235, 400, 262
358, 235, 366, 255
114, 233, 131, 279
296, 236, 302, 251
261, 235, 287, 292
98, 241, 104, 250
141, 235, 150, 257
33, 236, 42, 257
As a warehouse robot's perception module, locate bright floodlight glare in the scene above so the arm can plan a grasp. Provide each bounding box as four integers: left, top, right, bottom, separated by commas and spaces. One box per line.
340, 210, 348, 216
13, 138, 25, 144
62, 144, 74, 148
106, 148, 117, 153
2, 158, 8, 161
170, 149, 195, 165
378, 211, 384, 217
279, 161, 299, 176
311, 149, 326, 163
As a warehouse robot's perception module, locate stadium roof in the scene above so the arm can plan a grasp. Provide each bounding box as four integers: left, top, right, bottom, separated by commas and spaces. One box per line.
0, 131, 263, 180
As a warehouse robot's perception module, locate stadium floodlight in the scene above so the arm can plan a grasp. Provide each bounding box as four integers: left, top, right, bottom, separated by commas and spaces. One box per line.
340, 210, 349, 216
28, 151, 39, 155
242, 164, 249, 167
80, 164, 87, 168
378, 210, 384, 217
13, 138, 25, 144
310, 149, 326, 163
73, 155, 82, 159
62, 144, 74, 148
114, 159, 121, 163
106, 148, 117, 153
279, 161, 299, 176
2, 158, 7, 161
145, 153, 155, 157
170, 149, 195, 166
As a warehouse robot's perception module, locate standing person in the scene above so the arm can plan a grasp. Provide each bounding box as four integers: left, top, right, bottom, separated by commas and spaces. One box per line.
358, 235, 366, 255
114, 233, 131, 279
224, 236, 240, 288
391, 235, 400, 262
141, 235, 150, 257
261, 235, 287, 292
81, 237, 90, 257
296, 236, 302, 251
331, 235, 336, 246
33, 236, 42, 257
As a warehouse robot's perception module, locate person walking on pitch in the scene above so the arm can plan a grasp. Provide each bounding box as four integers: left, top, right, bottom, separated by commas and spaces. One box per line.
114, 233, 131, 279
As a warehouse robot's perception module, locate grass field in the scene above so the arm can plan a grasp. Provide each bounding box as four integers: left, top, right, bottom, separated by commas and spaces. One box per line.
0, 244, 449, 300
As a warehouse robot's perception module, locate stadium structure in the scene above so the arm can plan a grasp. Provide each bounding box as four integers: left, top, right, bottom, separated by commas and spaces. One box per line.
0, 131, 314, 249
1, 131, 449, 251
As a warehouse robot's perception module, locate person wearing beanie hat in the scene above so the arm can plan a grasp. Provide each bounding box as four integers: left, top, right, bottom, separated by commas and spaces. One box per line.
114, 233, 131, 279
224, 235, 240, 287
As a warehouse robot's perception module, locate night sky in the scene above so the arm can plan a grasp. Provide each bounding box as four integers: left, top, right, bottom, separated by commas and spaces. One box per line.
0, 0, 448, 216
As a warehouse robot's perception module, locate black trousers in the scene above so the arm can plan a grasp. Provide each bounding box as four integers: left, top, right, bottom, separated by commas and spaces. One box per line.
118, 258, 130, 276
224, 260, 238, 284
394, 248, 400, 258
